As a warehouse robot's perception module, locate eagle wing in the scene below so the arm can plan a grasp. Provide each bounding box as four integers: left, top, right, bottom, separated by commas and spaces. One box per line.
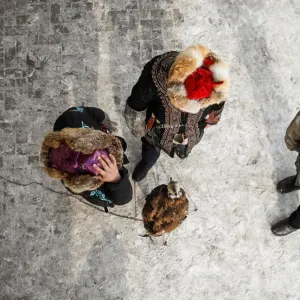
143, 187, 189, 235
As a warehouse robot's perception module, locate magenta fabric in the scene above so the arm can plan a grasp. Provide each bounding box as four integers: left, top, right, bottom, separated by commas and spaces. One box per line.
50, 144, 109, 175
77, 149, 109, 175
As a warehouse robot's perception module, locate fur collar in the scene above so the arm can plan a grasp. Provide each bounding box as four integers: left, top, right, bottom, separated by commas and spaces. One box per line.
41, 128, 123, 194
167, 44, 229, 114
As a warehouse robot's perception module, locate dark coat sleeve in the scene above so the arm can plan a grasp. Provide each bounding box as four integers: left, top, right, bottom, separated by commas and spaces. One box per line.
103, 167, 133, 206
79, 167, 133, 207
127, 59, 157, 111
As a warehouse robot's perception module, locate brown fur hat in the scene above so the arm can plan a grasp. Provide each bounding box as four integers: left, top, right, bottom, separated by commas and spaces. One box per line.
167, 44, 229, 114
41, 128, 123, 194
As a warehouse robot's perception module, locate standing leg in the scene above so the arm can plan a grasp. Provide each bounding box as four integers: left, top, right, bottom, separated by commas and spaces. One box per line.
276, 153, 300, 194
289, 206, 300, 229
271, 206, 300, 236
272, 153, 300, 236
294, 153, 300, 187
132, 137, 161, 182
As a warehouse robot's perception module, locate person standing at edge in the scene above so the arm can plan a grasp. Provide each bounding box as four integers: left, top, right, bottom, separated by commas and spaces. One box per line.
124, 44, 230, 182
272, 111, 300, 236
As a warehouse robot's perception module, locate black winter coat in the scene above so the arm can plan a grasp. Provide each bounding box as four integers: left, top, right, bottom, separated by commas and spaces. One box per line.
53, 106, 132, 207
127, 52, 225, 157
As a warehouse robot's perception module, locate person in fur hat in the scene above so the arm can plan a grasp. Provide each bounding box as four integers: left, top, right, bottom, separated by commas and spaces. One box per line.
124, 44, 229, 181
272, 111, 300, 236
41, 106, 133, 211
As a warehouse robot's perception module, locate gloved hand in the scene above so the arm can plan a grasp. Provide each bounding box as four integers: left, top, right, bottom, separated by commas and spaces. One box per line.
102, 113, 118, 134
124, 103, 147, 138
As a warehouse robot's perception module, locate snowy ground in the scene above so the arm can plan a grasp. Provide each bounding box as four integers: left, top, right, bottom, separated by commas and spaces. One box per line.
1, 0, 300, 299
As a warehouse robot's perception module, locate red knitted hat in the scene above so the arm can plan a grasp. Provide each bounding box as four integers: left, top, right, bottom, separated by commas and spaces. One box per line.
167, 44, 229, 114
184, 57, 223, 100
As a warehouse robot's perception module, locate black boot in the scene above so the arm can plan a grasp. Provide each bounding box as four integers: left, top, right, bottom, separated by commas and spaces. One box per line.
132, 160, 154, 182
276, 176, 300, 194
271, 218, 298, 236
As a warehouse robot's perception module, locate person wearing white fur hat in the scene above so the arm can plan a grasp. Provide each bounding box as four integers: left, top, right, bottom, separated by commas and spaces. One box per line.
124, 44, 230, 182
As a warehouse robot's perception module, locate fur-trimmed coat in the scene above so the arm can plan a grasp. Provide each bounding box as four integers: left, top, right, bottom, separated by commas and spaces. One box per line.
41, 107, 132, 207
125, 45, 229, 157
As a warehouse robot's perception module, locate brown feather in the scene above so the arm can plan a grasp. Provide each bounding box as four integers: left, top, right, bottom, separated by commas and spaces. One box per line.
142, 184, 189, 236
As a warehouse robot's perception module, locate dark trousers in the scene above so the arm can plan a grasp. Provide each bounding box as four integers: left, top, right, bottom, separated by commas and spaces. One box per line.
289, 206, 300, 228
141, 137, 161, 167
295, 153, 300, 187
288, 153, 300, 228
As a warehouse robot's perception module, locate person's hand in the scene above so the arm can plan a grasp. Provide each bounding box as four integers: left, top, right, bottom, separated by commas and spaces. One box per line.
107, 120, 118, 133
93, 154, 121, 183
102, 113, 118, 133
102, 120, 118, 133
